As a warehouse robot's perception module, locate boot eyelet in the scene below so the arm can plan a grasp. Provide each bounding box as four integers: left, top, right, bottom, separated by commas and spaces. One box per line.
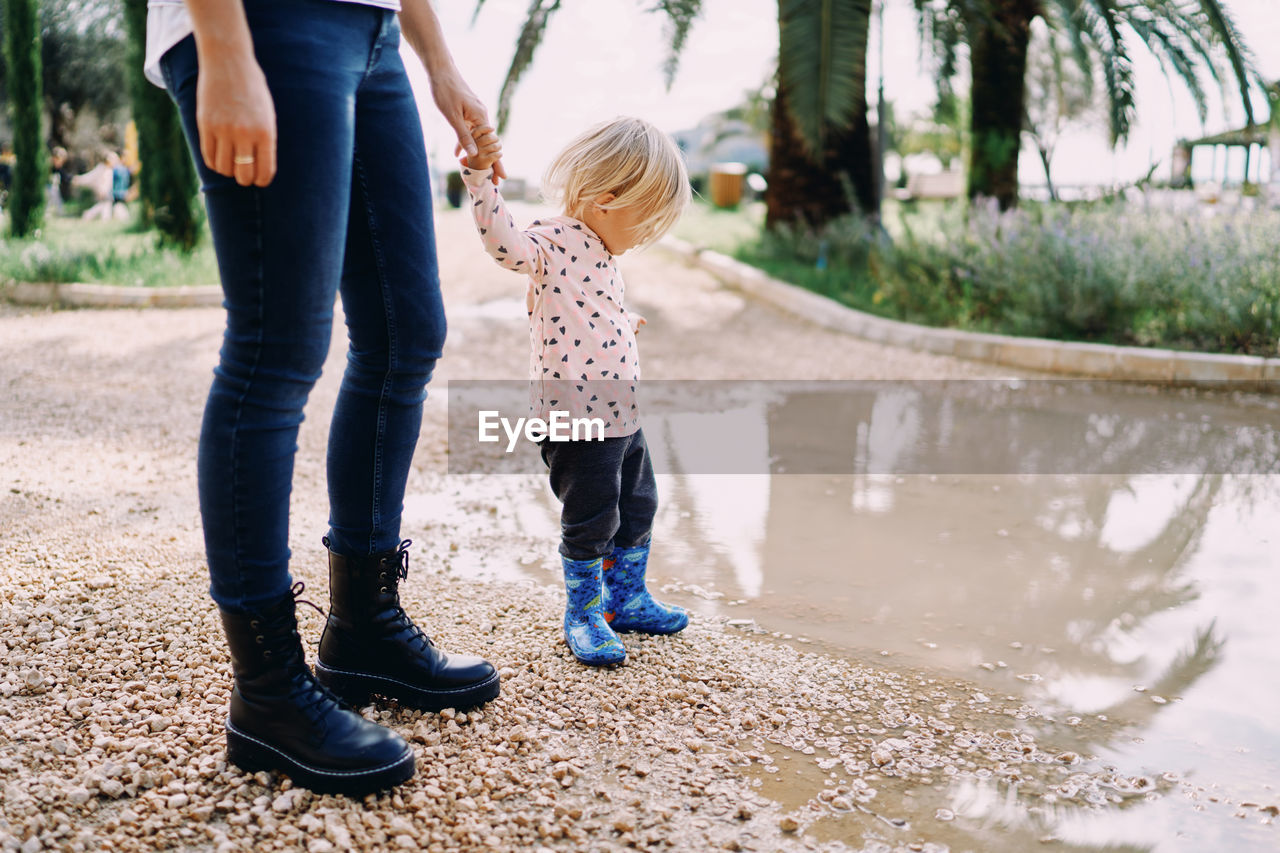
379, 572, 387, 581
263, 650, 272, 659
255, 635, 265, 644
380, 586, 388, 594
250, 620, 259, 629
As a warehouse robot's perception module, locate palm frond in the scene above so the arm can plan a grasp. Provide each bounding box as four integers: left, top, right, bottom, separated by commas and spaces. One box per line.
1192, 0, 1260, 125
1145, 1, 1229, 95
1079, 0, 1136, 143
778, 0, 872, 157
471, 0, 489, 27
1045, 0, 1096, 88
493, 0, 563, 133
1125, 16, 1208, 123
649, 0, 704, 87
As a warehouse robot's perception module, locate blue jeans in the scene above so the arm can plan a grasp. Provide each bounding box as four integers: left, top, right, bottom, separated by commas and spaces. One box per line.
161, 0, 445, 613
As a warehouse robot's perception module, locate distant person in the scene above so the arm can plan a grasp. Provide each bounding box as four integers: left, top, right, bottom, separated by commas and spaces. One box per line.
47, 147, 72, 213
71, 151, 118, 221
110, 151, 131, 216
459, 117, 692, 666
0, 142, 14, 205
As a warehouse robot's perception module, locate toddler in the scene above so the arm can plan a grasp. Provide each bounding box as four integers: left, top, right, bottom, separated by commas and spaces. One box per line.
460, 117, 691, 665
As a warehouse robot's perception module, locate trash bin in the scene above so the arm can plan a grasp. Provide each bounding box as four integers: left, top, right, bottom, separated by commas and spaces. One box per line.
709, 162, 748, 209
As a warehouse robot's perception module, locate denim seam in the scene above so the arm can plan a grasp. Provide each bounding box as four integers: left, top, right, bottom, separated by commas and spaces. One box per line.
231, 189, 268, 607
349, 12, 397, 555
351, 151, 396, 555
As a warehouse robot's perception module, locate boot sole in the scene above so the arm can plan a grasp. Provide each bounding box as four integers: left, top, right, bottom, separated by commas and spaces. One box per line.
225, 720, 414, 796
314, 660, 501, 713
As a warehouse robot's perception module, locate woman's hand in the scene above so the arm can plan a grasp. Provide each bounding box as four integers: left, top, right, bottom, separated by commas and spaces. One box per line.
432, 69, 505, 184
398, 0, 504, 184
195, 55, 277, 187
186, 1, 277, 186
459, 126, 502, 173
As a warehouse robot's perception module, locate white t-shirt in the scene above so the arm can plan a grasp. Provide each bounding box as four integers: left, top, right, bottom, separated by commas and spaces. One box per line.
144, 0, 403, 88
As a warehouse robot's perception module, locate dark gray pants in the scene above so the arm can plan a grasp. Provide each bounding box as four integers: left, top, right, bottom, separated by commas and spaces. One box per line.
539, 429, 657, 561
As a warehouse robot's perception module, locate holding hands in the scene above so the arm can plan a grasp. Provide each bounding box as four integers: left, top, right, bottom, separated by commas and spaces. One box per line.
459, 125, 504, 175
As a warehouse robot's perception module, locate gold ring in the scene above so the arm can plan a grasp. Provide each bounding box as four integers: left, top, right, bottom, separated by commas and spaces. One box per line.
233, 155, 255, 165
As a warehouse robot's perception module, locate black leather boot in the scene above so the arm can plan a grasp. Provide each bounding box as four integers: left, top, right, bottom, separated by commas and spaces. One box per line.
219, 583, 415, 795
315, 538, 501, 711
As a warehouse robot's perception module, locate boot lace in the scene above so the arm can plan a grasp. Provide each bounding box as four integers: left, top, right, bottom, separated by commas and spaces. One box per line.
383, 540, 436, 654
259, 582, 349, 724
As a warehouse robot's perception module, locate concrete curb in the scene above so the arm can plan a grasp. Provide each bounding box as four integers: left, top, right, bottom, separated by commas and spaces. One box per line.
2, 280, 222, 309
659, 237, 1280, 385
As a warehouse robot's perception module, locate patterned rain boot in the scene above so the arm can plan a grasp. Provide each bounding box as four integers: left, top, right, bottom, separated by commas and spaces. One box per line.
562, 555, 627, 666
602, 543, 688, 634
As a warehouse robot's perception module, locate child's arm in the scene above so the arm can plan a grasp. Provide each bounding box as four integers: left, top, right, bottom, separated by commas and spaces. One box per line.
460, 127, 548, 279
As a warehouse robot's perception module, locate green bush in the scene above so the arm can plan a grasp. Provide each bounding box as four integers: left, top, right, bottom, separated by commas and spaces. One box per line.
740, 201, 1280, 356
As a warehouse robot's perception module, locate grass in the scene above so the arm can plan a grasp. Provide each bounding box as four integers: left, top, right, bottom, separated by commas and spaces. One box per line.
671, 196, 1280, 357
0, 212, 218, 288
672, 199, 766, 254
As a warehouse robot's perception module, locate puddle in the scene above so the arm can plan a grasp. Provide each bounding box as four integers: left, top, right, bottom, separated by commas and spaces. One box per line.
411, 381, 1280, 851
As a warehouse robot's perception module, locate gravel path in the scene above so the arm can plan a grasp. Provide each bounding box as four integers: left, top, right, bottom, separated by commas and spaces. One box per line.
0, 211, 1147, 853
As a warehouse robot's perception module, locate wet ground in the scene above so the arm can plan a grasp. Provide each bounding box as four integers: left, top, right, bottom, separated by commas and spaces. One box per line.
426, 428, 1280, 852
435, 205, 1280, 851
1, 205, 1276, 852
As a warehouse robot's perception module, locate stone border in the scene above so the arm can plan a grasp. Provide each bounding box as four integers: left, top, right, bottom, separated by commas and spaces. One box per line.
659, 237, 1280, 385
2, 280, 222, 309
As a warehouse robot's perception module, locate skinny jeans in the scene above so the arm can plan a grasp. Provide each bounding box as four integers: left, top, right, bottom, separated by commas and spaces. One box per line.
160, 0, 445, 612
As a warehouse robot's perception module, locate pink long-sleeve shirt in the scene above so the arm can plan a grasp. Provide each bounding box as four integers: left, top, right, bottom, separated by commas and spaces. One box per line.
462, 166, 641, 437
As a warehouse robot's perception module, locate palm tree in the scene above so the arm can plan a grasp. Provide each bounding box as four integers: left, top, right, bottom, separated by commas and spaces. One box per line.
915, 0, 1265, 209
474, 0, 877, 229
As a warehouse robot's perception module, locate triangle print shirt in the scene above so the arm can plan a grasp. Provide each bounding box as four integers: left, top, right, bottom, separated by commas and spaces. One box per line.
462, 166, 641, 438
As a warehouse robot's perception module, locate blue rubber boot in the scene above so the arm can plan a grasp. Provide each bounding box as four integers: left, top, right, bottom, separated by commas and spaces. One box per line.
562, 556, 627, 665
602, 544, 688, 634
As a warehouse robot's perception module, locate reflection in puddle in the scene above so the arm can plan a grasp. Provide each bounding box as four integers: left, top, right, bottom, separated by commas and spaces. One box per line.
415, 381, 1279, 851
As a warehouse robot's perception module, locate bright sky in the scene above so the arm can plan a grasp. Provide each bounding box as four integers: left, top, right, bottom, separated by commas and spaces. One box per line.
404, 0, 1280, 188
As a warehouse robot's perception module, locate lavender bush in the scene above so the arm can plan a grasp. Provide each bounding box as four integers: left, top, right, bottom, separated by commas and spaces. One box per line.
866, 202, 1280, 355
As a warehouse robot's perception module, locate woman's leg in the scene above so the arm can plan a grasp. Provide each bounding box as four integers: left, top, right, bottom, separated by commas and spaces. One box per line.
164, 11, 372, 613
161, 2, 417, 793
324, 18, 446, 557
313, 19, 498, 709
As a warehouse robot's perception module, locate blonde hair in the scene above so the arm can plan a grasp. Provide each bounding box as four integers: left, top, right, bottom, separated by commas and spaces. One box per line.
542, 117, 691, 249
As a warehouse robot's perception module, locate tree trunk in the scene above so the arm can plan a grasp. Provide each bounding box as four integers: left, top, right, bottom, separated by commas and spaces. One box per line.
765, 85, 877, 231
966, 0, 1038, 210
3, 0, 46, 237
123, 0, 202, 250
